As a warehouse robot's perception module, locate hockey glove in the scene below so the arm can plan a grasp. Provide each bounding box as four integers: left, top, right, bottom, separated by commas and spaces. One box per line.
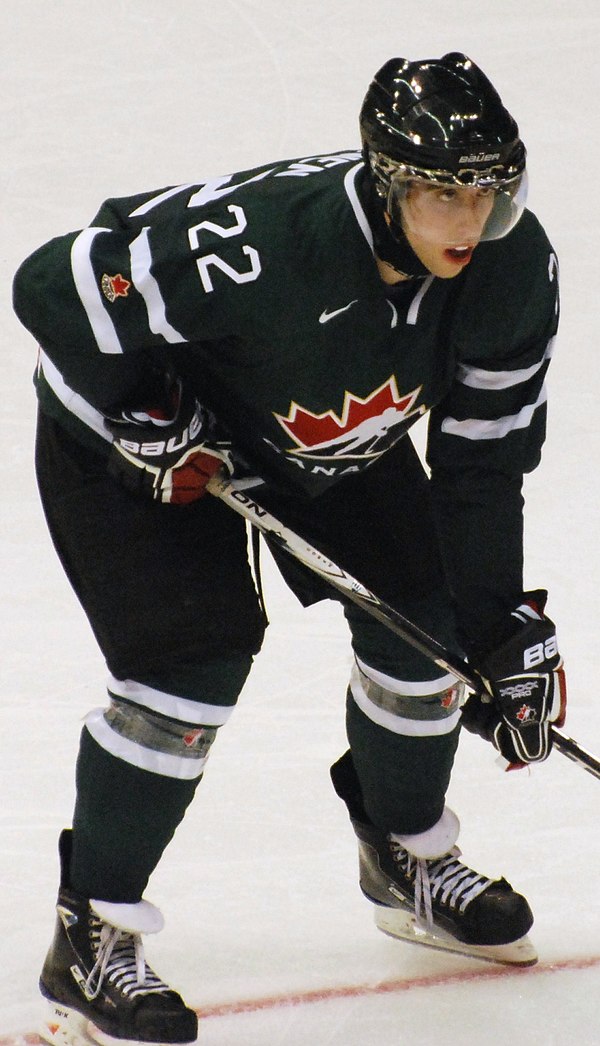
106, 374, 234, 505
461, 591, 567, 765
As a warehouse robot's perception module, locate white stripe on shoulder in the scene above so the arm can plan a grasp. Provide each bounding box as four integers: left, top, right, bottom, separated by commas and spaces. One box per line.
441, 385, 548, 441
129, 228, 187, 344
456, 337, 556, 390
70, 228, 124, 354
128, 184, 197, 217
344, 163, 374, 252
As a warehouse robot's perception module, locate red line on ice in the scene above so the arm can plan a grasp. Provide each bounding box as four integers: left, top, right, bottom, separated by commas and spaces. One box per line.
197, 955, 600, 1018
4, 955, 600, 1042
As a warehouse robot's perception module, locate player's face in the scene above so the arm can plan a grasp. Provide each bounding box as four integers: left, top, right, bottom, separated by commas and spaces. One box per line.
397, 182, 496, 279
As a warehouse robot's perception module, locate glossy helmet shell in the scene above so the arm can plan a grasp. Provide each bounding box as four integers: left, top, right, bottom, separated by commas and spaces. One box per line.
360, 52, 526, 192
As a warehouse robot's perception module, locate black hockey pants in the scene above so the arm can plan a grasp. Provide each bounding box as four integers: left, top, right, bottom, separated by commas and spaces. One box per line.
36, 411, 462, 900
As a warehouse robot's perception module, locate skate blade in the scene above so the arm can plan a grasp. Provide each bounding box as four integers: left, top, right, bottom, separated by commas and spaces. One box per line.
40, 999, 94, 1046
40, 998, 198, 1046
374, 905, 538, 966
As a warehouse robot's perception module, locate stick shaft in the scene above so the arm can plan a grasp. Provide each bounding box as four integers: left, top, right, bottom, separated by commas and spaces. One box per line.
209, 475, 600, 782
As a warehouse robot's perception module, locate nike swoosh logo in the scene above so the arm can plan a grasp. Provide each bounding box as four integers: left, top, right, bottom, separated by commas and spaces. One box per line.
319, 300, 358, 324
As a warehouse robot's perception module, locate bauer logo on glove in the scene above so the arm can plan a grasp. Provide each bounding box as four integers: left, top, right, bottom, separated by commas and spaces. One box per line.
106, 374, 235, 505
523, 635, 558, 669
114, 410, 203, 460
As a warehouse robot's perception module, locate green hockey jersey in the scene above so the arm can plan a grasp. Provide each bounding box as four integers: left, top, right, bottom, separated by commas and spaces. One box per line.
13, 151, 559, 644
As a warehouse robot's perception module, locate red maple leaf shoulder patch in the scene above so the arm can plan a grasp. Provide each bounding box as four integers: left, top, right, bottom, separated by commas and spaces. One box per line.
101, 272, 131, 302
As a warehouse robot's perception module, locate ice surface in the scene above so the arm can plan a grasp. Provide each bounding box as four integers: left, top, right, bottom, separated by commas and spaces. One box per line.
1, 2, 599, 1042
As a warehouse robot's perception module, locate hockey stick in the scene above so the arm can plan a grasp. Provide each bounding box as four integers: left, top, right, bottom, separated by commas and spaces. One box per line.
208, 474, 600, 782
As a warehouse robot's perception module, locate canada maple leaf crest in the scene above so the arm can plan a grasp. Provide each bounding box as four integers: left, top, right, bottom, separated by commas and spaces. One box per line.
183, 728, 204, 748
516, 704, 536, 723
273, 376, 424, 461
440, 687, 459, 710
101, 272, 131, 302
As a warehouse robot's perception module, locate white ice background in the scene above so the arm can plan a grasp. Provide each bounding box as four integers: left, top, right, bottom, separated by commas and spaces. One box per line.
1, 2, 599, 1043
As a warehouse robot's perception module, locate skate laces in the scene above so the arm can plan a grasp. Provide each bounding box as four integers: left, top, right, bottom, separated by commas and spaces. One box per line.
84, 917, 170, 1001
389, 839, 492, 931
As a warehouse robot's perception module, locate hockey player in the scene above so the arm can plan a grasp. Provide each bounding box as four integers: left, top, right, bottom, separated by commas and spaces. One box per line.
13, 52, 566, 1046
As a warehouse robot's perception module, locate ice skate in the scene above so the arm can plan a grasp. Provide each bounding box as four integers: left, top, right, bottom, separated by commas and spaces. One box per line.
362, 828, 538, 966
39, 831, 198, 1046
354, 813, 538, 966
332, 753, 537, 966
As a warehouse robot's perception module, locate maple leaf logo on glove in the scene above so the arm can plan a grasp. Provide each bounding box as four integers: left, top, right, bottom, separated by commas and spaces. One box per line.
516, 704, 536, 723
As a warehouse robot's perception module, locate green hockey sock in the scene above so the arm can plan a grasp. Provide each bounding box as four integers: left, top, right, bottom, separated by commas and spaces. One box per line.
70, 726, 200, 901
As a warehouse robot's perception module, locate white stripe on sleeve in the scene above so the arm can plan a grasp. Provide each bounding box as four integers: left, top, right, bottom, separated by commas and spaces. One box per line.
440, 385, 547, 441
39, 351, 111, 441
70, 228, 124, 354
128, 183, 197, 217
456, 338, 555, 390
129, 228, 187, 344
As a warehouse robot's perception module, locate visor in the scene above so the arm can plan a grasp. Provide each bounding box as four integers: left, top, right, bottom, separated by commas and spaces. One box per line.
387, 168, 528, 246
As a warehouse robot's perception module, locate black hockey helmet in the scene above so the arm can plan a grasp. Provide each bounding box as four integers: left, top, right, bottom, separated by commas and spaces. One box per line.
360, 53, 527, 241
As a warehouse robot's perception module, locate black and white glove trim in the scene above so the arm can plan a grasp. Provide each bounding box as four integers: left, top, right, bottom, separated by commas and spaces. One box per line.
463, 592, 567, 765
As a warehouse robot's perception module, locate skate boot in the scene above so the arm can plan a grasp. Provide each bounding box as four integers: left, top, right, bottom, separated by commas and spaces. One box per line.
39, 830, 198, 1046
331, 752, 537, 966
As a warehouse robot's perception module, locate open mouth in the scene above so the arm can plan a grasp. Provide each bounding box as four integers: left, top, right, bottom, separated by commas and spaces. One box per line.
444, 245, 474, 264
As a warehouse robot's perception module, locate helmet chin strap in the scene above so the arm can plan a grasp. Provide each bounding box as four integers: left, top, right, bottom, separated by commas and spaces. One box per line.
380, 212, 431, 278
358, 168, 430, 279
